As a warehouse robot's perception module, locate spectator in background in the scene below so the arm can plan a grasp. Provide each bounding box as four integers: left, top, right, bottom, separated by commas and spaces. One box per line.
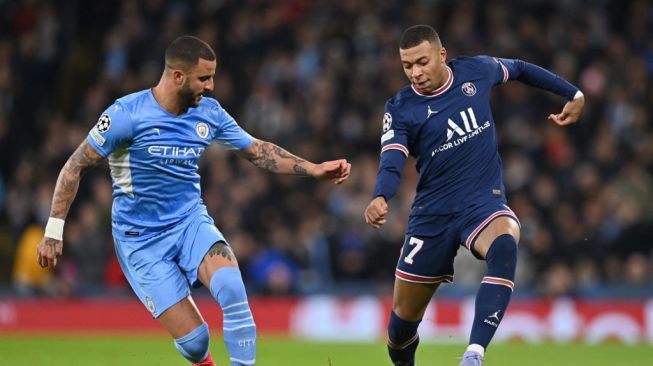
12, 223, 53, 295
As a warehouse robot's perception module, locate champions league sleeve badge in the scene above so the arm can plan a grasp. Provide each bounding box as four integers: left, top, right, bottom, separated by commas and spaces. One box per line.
382, 112, 393, 132
95, 114, 112, 133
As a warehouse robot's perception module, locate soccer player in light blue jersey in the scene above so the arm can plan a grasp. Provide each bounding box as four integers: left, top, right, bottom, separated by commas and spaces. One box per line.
364, 25, 584, 366
37, 36, 351, 366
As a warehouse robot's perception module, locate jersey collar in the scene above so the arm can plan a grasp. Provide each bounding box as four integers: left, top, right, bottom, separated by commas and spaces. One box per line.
411, 66, 453, 97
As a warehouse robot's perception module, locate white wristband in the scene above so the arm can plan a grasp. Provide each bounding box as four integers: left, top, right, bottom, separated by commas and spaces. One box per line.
44, 217, 65, 241
573, 90, 584, 100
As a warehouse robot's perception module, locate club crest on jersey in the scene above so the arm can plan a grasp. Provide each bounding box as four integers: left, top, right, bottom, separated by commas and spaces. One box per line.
461, 82, 476, 96
382, 112, 392, 132
95, 114, 111, 133
196, 122, 209, 139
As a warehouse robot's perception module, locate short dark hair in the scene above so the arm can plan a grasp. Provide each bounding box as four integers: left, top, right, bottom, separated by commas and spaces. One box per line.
399, 25, 441, 49
165, 36, 216, 69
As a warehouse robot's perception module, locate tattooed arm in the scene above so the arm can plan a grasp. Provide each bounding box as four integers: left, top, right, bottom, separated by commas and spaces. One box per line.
37, 140, 104, 268
50, 140, 104, 218
236, 139, 351, 184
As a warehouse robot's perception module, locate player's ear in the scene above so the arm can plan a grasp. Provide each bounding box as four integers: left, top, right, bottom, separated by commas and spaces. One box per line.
439, 47, 447, 61
172, 69, 186, 85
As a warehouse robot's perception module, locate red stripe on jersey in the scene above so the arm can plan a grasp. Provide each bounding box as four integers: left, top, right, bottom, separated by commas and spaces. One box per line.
411, 66, 454, 97
464, 209, 519, 250
395, 269, 453, 284
381, 143, 409, 157
482, 276, 515, 291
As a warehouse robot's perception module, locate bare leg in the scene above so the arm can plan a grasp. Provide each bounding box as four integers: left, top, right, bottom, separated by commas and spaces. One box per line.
392, 279, 439, 321
388, 278, 439, 365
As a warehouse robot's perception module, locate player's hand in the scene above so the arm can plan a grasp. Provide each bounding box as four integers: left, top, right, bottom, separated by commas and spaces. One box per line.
364, 196, 388, 228
548, 95, 584, 126
310, 159, 351, 185
37, 237, 63, 268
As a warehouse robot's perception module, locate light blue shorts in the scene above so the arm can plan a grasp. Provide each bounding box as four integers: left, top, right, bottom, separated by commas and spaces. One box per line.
113, 208, 226, 318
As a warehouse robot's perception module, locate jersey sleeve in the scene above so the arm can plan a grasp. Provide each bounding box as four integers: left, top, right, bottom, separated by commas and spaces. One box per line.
474, 55, 511, 86
380, 102, 410, 157
211, 105, 254, 150
372, 101, 410, 201
86, 102, 133, 157
478, 55, 579, 100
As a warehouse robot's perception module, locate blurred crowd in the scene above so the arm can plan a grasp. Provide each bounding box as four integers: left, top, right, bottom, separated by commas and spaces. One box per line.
1, 0, 652, 299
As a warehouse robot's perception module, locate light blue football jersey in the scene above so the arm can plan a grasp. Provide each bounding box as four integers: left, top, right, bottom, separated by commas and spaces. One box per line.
86, 89, 253, 238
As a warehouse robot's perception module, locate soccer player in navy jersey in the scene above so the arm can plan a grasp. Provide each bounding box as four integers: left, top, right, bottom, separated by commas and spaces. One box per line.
364, 25, 584, 366
37, 36, 351, 366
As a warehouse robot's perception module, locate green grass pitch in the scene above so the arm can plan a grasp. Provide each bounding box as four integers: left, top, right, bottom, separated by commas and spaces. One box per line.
0, 334, 651, 365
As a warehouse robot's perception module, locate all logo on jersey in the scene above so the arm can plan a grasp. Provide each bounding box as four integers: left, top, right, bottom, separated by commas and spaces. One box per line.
96, 114, 111, 133
431, 107, 491, 157
382, 112, 392, 132
447, 108, 480, 140
196, 122, 209, 139
461, 82, 476, 96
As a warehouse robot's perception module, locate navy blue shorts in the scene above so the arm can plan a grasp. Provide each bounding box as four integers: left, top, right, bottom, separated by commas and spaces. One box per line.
395, 200, 519, 284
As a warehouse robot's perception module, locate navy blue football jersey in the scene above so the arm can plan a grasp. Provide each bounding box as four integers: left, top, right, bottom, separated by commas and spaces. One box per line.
380, 55, 515, 215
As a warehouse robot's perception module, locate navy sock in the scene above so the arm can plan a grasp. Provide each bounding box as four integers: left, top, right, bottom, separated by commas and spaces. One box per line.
387, 311, 421, 366
469, 234, 517, 350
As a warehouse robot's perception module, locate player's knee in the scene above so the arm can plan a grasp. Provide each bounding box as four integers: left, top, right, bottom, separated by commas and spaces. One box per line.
174, 322, 210, 363
209, 267, 248, 306
486, 234, 518, 280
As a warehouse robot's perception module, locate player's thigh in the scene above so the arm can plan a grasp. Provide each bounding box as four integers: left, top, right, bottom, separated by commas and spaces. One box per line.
460, 201, 520, 259
393, 278, 439, 322
474, 216, 520, 259
114, 234, 191, 319
158, 295, 205, 338
394, 230, 456, 321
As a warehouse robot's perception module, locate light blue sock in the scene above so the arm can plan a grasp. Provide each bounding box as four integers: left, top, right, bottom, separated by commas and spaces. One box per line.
173, 322, 210, 363
210, 267, 256, 366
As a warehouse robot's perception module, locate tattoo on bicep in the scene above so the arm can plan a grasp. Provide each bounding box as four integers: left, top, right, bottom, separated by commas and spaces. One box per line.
66, 141, 103, 175
207, 241, 235, 262
51, 141, 103, 217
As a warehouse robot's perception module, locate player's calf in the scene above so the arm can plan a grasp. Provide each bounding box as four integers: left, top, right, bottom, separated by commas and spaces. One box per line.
210, 267, 256, 366
468, 234, 517, 355
387, 311, 421, 366
174, 322, 211, 363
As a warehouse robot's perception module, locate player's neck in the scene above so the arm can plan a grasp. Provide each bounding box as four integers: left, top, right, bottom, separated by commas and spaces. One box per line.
152, 84, 183, 115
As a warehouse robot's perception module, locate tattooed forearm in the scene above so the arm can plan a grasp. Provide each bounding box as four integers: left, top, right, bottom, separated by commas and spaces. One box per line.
50, 140, 103, 218
207, 242, 235, 262
246, 140, 310, 176
293, 164, 308, 175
